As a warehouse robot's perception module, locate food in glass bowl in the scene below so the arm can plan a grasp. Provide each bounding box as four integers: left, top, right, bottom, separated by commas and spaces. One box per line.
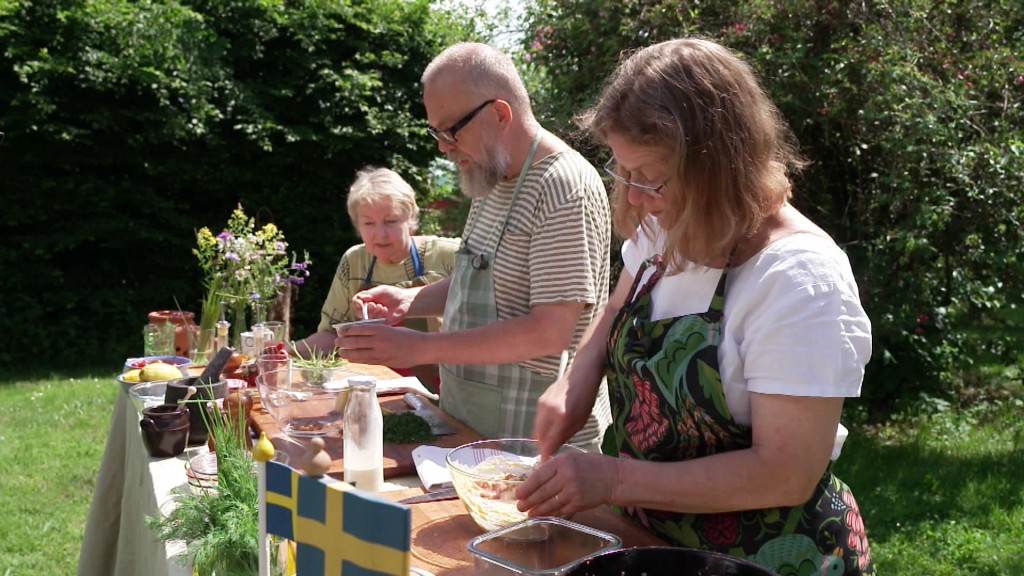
255, 366, 362, 438
446, 438, 585, 532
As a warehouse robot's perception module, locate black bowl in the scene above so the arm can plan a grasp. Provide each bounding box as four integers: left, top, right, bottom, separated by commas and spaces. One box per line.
565, 546, 778, 576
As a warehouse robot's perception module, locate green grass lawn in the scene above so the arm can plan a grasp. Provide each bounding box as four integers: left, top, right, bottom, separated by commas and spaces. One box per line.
1, 370, 1022, 575
837, 397, 1024, 575
0, 370, 119, 576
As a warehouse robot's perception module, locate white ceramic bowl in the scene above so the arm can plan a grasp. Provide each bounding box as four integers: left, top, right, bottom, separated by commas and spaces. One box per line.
119, 356, 191, 395
446, 438, 585, 532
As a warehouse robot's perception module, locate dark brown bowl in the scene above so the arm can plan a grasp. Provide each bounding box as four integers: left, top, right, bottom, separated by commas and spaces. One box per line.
565, 546, 779, 576
139, 412, 190, 458
164, 377, 227, 445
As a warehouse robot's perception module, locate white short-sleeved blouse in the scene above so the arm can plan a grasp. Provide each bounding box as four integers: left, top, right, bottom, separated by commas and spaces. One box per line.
621, 225, 872, 459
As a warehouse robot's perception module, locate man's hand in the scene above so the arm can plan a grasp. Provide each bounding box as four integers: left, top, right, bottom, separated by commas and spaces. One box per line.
352, 285, 412, 325
336, 323, 428, 368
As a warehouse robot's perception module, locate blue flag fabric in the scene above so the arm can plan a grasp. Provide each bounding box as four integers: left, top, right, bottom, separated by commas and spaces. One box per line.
264, 460, 411, 576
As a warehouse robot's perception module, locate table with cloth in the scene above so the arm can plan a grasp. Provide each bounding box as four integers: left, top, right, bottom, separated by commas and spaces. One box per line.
77, 363, 664, 576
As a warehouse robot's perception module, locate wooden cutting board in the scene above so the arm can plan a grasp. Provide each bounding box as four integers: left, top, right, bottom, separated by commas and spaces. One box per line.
249, 363, 481, 480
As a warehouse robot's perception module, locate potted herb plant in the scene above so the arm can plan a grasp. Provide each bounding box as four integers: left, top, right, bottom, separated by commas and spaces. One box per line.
147, 402, 282, 576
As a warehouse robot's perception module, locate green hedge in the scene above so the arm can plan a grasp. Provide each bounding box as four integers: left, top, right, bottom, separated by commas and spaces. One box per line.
521, 0, 1024, 411
0, 0, 469, 370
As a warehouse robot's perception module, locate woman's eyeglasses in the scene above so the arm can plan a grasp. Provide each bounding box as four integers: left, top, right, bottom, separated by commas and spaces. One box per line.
428, 99, 496, 146
603, 158, 666, 198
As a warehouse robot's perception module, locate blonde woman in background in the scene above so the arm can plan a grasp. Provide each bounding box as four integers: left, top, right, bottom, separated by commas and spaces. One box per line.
294, 166, 459, 387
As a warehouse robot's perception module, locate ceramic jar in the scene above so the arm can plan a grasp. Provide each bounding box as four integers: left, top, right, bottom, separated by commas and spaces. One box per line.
140, 404, 190, 457
147, 310, 197, 359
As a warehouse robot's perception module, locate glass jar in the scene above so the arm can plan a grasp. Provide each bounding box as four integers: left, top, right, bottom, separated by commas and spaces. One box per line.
343, 376, 384, 492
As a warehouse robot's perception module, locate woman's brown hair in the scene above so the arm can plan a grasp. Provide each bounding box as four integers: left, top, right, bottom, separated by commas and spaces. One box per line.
579, 38, 807, 270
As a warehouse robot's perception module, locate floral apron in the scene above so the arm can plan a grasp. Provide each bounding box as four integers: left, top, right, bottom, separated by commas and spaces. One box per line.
439, 133, 555, 440
604, 256, 874, 575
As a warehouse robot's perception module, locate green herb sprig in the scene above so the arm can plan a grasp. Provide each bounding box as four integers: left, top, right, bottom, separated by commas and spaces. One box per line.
146, 399, 272, 576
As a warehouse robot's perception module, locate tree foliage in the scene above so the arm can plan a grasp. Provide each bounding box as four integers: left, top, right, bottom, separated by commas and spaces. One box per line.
0, 0, 469, 368
522, 0, 1024, 411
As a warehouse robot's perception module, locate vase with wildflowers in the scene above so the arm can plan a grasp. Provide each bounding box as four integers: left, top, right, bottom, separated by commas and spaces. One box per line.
194, 204, 311, 350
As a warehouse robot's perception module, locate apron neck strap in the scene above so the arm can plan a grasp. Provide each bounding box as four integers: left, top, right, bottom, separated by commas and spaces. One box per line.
363, 240, 424, 289
513, 131, 543, 196
361, 255, 377, 290
473, 130, 543, 251
409, 239, 423, 277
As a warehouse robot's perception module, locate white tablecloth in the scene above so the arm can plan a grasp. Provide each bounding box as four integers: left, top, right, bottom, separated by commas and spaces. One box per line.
77, 384, 201, 576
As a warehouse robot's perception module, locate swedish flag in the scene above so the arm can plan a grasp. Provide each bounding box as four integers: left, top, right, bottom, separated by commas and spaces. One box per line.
264, 460, 411, 576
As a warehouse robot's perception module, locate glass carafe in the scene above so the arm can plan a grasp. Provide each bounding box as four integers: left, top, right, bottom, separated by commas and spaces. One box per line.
343, 376, 384, 492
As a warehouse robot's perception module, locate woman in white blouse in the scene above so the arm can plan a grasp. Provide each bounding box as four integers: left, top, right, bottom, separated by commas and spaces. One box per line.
518, 39, 875, 575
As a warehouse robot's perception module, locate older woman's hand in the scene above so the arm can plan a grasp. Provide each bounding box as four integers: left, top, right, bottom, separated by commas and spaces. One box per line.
514, 451, 619, 518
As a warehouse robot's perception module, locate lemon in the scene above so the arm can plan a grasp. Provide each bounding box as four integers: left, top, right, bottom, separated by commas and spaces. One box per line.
140, 362, 183, 382
122, 368, 142, 383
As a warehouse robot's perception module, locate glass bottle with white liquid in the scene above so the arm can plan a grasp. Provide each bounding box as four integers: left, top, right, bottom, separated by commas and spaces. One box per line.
343, 376, 384, 492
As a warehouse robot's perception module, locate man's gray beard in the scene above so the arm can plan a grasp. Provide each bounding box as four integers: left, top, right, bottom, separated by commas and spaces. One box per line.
458, 143, 512, 199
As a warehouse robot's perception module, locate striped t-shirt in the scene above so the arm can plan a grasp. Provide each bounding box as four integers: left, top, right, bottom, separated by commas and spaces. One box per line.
461, 149, 611, 374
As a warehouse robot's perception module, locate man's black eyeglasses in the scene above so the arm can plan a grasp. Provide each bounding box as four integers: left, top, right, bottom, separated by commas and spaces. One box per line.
428, 99, 496, 146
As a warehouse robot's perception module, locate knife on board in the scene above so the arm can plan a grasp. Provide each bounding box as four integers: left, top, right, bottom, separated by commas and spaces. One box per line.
397, 486, 459, 504
403, 393, 457, 436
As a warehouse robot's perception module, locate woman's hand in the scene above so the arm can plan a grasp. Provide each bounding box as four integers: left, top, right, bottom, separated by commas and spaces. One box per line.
533, 271, 634, 460
514, 451, 619, 518
533, 377, 595, 460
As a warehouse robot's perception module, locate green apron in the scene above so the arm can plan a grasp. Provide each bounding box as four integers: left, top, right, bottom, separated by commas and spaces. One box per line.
604, 256, 874, 575
439, 133, 544, 439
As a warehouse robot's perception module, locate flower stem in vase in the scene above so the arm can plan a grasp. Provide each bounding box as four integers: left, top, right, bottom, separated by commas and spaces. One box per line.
233, 301, 247, 351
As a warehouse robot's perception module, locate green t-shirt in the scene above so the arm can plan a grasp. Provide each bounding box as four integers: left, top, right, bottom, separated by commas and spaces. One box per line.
316, 236, 460, 332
